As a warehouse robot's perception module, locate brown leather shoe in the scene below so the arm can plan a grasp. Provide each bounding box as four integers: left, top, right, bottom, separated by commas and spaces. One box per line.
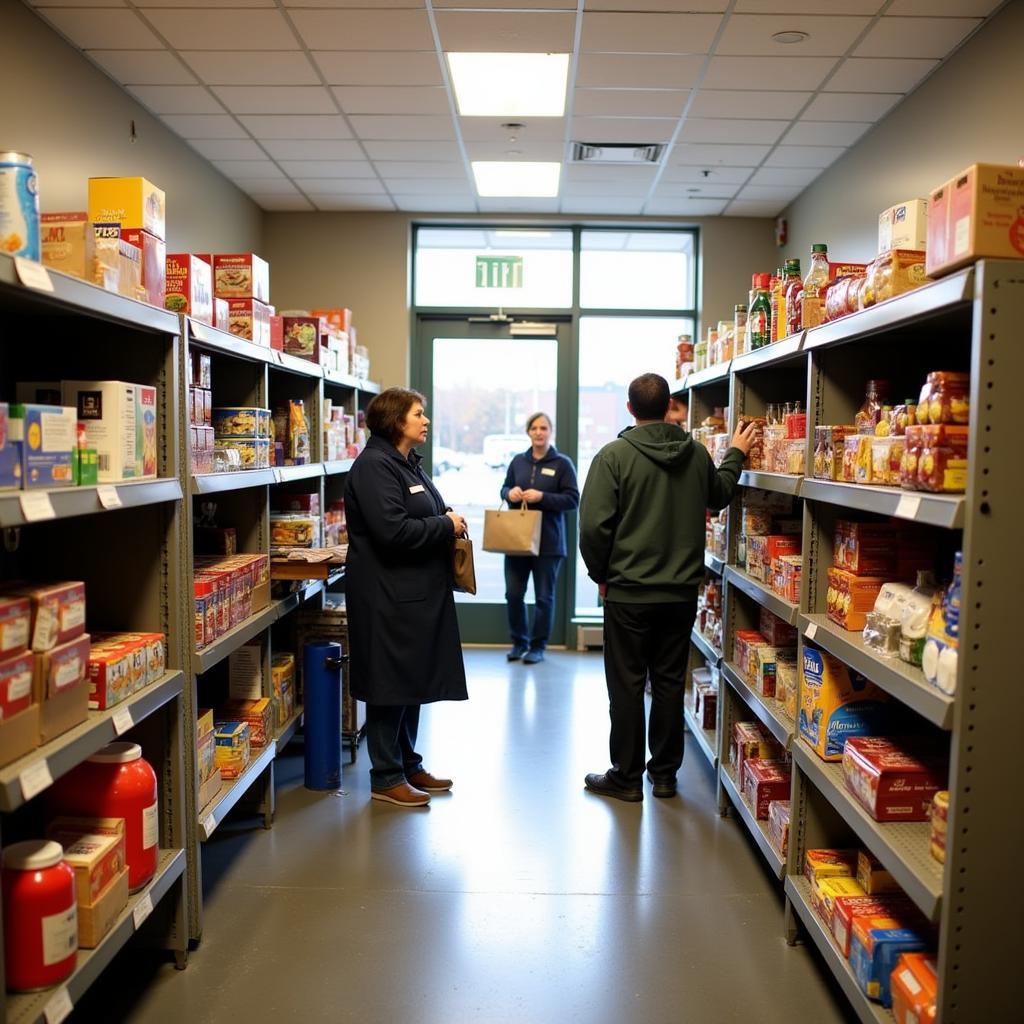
406, 770, 453, 792
371, 782, 430, 807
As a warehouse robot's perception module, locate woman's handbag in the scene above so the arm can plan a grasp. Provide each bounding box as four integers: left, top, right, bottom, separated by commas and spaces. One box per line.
482, 501, 542, 556
452, 536, 477, 594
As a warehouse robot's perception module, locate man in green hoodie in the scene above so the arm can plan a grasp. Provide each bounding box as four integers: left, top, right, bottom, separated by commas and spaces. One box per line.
579, 372, 756, 802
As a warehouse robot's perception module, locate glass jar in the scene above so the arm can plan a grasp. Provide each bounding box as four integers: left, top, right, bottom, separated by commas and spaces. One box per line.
855, 379, 890, 433
923, 371, 970, 425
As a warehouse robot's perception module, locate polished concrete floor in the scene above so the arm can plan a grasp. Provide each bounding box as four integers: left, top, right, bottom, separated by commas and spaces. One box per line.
74, 649, 855, 1023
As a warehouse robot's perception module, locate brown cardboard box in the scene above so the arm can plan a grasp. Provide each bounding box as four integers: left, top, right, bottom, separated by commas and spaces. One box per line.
0, 702, 40, 767
78, 866, 129, 948
197, 767, 221, 813
251, 580, 270, 614
41, 213, 95, 280
38, 677, 89, 744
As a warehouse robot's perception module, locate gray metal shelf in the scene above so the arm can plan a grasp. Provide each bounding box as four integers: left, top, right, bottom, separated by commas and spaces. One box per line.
799, 479, 965, 530
690, 628, 722, 666
194, 603, 280, 675
681, 361, 731, 390
275, 464, 324, 484
683, 699, 718, 770
6, 848, 186, 1024
800, 614, 953, 730
324, 459, 356, 476
272, 350, 323, 379
792, 741, 943, 922
731, 332, 805, 373
0, 672, 185, 812
721, 661, 795, 749
198, 743, 277, 841
323, 368, 362, 389
737, 470, 804, 496
275, 705, 304, 755
785, 876, 895, 1024
191, 468, 278, 494
724, 565, 800, 625
720, 764, 785, 879
704, 550, 725, 575
0, 478, 182, 528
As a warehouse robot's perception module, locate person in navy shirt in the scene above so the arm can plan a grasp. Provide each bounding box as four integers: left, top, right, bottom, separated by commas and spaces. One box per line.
499, 413, 580, 664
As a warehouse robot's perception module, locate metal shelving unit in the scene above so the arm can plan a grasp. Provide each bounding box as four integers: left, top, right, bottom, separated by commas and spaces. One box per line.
724, 565, 800, 626
721, 662, 794, 749
275, 705, 305, 755
683, 700, 718, 770
680, 360, 731, 390
799, 479, 964, 530
324, 458, 356, 476
0, 478, 183, 528
690, 628, 722, 666
198, 743, 277, 842
737, 470, 803, 496
731, 332, 804, 372
703, 550, 724, 575
720, 765, 785, 879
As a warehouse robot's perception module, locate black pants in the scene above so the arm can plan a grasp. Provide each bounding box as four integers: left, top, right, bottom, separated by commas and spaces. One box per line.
602, 600, 698, 788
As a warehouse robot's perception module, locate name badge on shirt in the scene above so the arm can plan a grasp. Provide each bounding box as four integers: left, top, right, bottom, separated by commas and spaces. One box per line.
409, 484, 425, 494
541, 467, 556, 476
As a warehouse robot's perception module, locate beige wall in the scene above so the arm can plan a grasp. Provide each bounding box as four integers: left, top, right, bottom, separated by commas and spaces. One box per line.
1, 0, 261, 253
264, 212, 777, 388
783, 0, 1024, 264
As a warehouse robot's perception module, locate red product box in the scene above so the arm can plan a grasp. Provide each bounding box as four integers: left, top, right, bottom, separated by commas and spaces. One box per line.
119, 228, 166, 308
805, 848, 858, 885
834, 520, 897, 575
282, 316, 326, 362
826, 566, 886, 631
166, 254, 213, 324
270, 315, 284, 351
0, 596, 31, 658
310, 307, 352, 332
832, 895, 914, 958
731, 721, 781, 786
227, 298, 271, 347
202, 389, 212, 427
194, 578, 215, 650
35, 632, 91, 699
693, 681, 717, 730
87, 643, 133, 710
2, 581, 86, 652
0, 651, 35, 720
842, 736, 946, 822
759, 606, 797, 647
742, 758, 791, 819
214, 297, 229, 333
213, 253, 269, 302
91, 632, 165, 685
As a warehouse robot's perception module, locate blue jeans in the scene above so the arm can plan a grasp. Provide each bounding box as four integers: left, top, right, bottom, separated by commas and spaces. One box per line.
366, 704, 424, 790
505, 555, 563, 651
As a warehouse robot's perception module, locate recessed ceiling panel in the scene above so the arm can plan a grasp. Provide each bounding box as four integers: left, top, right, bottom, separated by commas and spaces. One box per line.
575, 53, 704, 89
581, 12, 723, 54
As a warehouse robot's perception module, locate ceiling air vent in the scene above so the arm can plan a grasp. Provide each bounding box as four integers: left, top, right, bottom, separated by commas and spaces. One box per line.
571, 142, 664, 165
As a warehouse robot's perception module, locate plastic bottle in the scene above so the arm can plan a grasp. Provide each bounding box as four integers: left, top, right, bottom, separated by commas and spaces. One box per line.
780, 259, 802, 339
769, 267, 784, 343
801, 243, 830, 330
748, 275, 772, 350
855, 379, 890, 433
785, 258, 804, 337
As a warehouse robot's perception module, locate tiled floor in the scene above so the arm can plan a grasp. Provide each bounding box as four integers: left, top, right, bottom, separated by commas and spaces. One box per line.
73, 648, 855, 1023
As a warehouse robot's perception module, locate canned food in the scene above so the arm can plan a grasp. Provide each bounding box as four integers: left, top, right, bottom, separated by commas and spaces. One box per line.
0, 152, 40, 261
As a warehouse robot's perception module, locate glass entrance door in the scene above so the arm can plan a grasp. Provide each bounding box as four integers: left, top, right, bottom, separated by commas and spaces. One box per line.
416, 317, 571, 644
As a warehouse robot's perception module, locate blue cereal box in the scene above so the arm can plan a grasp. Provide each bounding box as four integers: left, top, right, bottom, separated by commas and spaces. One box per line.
849, 916, 930, 1007
8, 404, 76, 489
0, 404, 23, 490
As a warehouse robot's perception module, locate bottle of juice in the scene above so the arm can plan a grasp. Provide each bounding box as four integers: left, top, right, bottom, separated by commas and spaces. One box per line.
734, 304, 747, 354
780, 259, 802, 339
784, 258, 804, 337
769, 267, 783, 343
800, 243, 830, 330
748, 274, 772, 349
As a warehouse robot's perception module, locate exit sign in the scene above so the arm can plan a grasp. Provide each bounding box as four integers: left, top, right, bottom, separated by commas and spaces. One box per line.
475, 255, 523, 288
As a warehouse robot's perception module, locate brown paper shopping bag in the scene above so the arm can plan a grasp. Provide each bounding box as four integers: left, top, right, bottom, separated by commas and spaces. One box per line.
482, 502, 542, 556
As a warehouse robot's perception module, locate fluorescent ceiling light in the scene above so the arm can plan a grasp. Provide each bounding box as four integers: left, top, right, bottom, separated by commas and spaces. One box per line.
472, 162, 561, 198
447, 53, 569, 117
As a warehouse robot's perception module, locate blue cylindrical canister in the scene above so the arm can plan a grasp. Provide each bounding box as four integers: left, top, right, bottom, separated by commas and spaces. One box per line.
303, 640, 343, 790
0, 152, 40, 261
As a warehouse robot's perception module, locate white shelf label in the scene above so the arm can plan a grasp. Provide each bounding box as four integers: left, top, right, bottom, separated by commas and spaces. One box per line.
274, 469, 284, 484
96, 485, 123, 509
20, 759, 54, 802
203, 813, 216, 838
132, 892, 154, 930
19, 491, 56, 522
895, 494, 922, 520
15, 256, 55, 293
44, 987, 73, 1024
805, 622, 818, 642
112, 705, 134, 736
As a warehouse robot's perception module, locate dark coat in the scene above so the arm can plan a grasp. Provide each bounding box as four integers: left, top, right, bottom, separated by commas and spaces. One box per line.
343, 434, 468, 706
499, 446, 579, 557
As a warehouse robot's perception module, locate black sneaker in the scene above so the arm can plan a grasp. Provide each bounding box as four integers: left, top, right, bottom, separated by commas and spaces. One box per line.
507, 645, 529, 661
647, 773, 678, 798
584, 772, 643, 802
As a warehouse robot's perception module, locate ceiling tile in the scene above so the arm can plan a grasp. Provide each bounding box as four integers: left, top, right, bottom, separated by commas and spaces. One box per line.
803, 92, 901, 121
724, 198, 785, 217
563, 179, 653, 197
333, 87, 450, 116
460, 119, 566, 142
736, 184, 804, 202
689, 90, 811, 119
290, 10, 433, 50
393, 195, 477, 212
717, 15, 871, 56
313, 52, 442, 87
250, 195, 316, 211
586, 0, 728, 9
233, 179, 304, 195
188, 139, 267, 161
213, 159, 285, 178
573, 90, 687, 118
854, 17, 981, 58
435, 0, 578, 7
87, 51, 196, 86
180, 52, 319, 87
363, 141, 462, 161
162, 115, 249, 139
671, 142, 771, 165
782, 120, 872, 146
294, 179, 386, 195
565, 164, 659, 182
143, 9, 299, 50
311, 195, 397, 211
677, 119, 789, 145
661, 165, 753, 184
653, 181, 740, 199
239, 116, 352, 140
747, 166, 823, 187
35, 9, 161, 49
128, 86, 225, 115
560, 197, 647, 215
212, 87, 336, 115
373, 162, 467, 179
575, 54, 703, 89
350, 116, 456, 141
736, 1, 880, 10
478, 198, 562, 214
703, 56, 836, 91
381, 179, 470, 195
581, 13, 723, 53
275, 159, 374, 177
764, 145, 846, 168
888, 0, 1000, 16
30, 0, 128, 5
436, 12, 575, 52
645, 197, 730, 215
571, 117, 678, 144
825, 57, 939, 93
134, 0, 275, 7
465, 141, 564, 161
286, 0, 426, 6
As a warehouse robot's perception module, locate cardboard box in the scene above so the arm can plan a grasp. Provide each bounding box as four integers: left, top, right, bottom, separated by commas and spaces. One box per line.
804, 848, 858, 885
834, 521, 897, 575
7, 404, 76, 488
890, 953, 938, 1024
227, 298, 271, 346
38, 676, 89, 744
93, 226, 143, 300
742, 758, 791, 819
35, 632, 90, 699
0, 403, 21, 491
826, 566, 887, 632
197, 768, 221, 812
45, 824, 126, 905
40, 212, 95, 280
0, 702, 40, 767
282, 315, 324, 361
0, 595, 30, 658
214, 720, 251, 778
811, 875, 866, 926
165, 254, 212, 325
270, 314, 284, 351
856, 850, 900, 895
120, 228, 166, 308
850, 917, 930, 1007
197, 707, 215, 739
87, 643, 132, 710
77, 867, 129, 949
219, 697, 273, 747
832, 895, 914, 958
879, 199, 927, 254
842, 736, 946, 822
310, 307, 351, 332
2, 581, 86, 652
926, 183, 951, 277
88, 177, 165, 240
197, 728, 216, 783
0, 650, 34, 720
926, 163, 1024, 278
213, 253, 269, 302
767, 799, 789, 858
228, 642, 262, 700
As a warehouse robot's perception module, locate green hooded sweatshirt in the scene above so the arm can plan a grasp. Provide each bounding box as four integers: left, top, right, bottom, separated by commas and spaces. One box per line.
579, 422, 745, 603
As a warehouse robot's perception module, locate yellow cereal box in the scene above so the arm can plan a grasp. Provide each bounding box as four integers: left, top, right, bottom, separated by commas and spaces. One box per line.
88, 177, 165, 241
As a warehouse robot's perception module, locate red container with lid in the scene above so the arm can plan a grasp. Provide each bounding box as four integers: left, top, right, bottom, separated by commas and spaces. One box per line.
2, 840, 78, 990
50, 742, 158, 891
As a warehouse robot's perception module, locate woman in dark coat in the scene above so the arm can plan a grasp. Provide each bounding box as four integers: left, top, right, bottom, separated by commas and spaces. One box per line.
344, 387, 468, 808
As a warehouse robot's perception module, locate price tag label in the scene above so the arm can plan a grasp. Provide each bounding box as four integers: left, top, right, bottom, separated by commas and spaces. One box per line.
44, 987, 74, 1024
19, 491, 56, 522
132, 892, 154, 930
15, 256, 55, 292
96, 485, 123, 509
112, 705, 134, 736
805, 621, 818, 642
203, 813, 217, 838
20, 759, 54, 802
895, 494, 922, 520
